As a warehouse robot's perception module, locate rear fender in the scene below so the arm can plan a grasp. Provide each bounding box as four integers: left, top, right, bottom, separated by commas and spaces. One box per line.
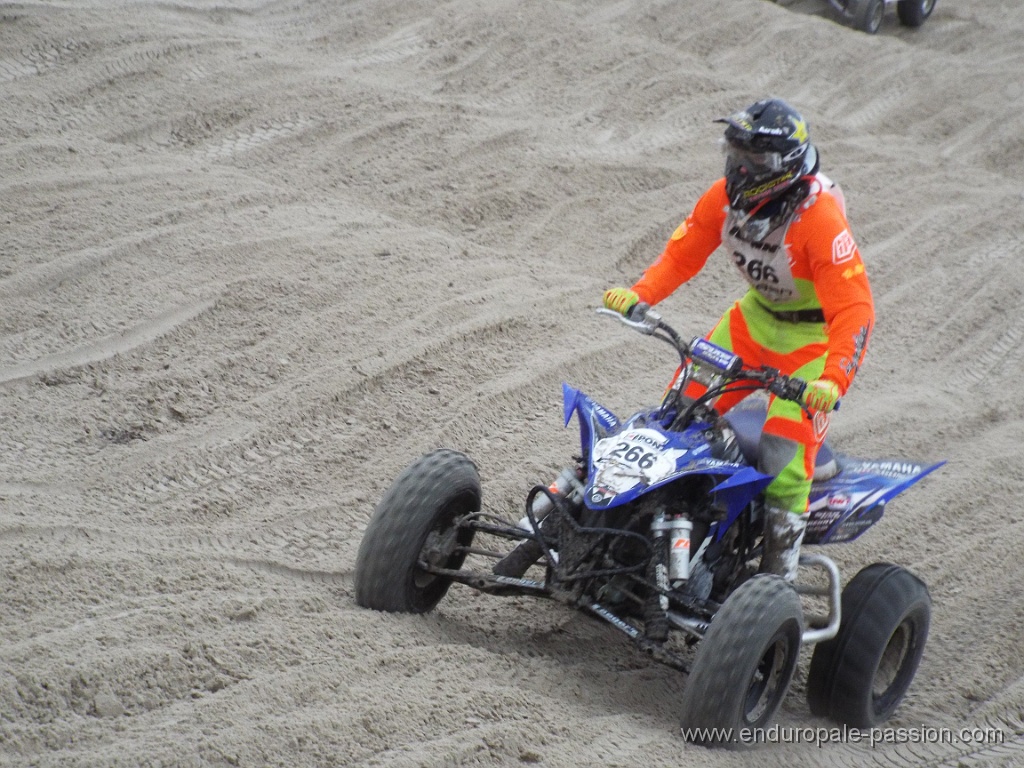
806, 458, 945, 544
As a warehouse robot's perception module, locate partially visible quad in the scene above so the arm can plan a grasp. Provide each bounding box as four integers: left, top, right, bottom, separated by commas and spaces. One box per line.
782, 0, 937, 34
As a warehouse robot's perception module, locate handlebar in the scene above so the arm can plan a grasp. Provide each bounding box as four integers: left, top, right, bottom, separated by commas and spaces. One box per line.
596, 304, 816, 410
595, 304, 662, 336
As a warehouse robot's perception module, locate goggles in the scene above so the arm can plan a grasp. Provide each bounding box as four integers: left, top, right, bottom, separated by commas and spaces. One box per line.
720, 138, 806, 177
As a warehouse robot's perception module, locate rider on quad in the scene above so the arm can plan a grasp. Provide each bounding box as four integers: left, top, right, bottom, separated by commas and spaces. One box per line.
603, 97, 875, 582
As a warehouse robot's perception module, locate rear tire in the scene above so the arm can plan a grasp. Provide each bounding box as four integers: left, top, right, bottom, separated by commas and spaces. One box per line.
897, 0, 935, 27
355, 450, 480, 613
680, 575, 803, 749
806, 562, 931, 727
854, 0, 885, 33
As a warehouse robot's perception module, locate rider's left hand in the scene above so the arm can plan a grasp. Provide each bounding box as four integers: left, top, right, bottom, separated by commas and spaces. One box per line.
802, 378, 841, 413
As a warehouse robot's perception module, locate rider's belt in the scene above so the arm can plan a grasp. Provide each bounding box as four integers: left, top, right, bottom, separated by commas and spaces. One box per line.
765, 307, 826, 324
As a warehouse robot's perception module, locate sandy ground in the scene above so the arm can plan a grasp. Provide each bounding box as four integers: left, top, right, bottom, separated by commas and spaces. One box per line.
2, 0, 1024, 765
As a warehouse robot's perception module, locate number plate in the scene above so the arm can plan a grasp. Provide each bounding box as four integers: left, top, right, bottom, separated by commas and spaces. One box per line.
592, 428, 679, 489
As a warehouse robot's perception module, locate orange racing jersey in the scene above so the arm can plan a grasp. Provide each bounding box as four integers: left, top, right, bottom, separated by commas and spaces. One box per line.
631, 177, 874, 395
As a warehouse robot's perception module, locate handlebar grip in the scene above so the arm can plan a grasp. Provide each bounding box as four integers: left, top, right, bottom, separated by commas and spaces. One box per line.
789, 377, 807, 402
784, 377, 841, 412
627, 302, 650, 320
770, 375, 806, 403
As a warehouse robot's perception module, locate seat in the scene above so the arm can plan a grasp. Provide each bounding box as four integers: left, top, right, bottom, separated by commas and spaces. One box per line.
723, 402, 838, 482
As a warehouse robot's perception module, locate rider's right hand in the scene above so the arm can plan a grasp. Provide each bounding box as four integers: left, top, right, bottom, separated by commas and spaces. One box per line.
802, 378, 841, 414
603, 287, 640, 317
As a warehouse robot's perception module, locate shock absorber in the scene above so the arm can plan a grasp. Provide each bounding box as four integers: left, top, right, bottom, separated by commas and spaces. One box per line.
644, 513, 694, 640
667, 516, 693, 583
644, 511, 673, 641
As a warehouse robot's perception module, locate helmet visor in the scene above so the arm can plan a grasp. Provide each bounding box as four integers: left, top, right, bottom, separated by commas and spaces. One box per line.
721, 139, 783, 177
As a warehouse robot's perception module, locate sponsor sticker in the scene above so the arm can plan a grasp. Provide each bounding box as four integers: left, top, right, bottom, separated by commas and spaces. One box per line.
691, 338, 740, 372
828, 492, 852, 511
813, 411, 830, 441
842, 263, 865, 280
789, 116, 808, 143
831, 230, 857, 265
858, 460, 923, 478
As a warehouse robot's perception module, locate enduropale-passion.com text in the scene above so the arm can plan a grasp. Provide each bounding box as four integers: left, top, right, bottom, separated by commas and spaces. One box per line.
680, 723, 1006, 749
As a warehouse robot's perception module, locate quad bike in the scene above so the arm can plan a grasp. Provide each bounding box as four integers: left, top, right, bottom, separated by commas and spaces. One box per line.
354, 305, 942, 748
824, 0, 937, 34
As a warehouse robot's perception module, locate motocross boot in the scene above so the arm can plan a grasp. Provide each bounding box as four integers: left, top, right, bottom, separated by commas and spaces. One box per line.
759, 506, 807, 582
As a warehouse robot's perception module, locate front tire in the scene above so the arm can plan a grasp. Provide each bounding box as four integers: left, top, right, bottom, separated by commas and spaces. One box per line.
680, 575, 803, 749
807, 562, 931, 727
897, 0, 935, 27
354, 449, 480, 613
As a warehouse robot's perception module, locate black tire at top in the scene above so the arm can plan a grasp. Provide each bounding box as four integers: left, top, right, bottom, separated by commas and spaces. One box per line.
354, 449, 480, 613
806, 562, 931, 727
897, 0, 935, 27
680, 575, 803, 749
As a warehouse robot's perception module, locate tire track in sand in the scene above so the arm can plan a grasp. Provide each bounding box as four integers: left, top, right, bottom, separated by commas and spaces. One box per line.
109, 287, 585, 513
0, 299, 218, 386
0, 522, 354, 592
0, 38, 85, 82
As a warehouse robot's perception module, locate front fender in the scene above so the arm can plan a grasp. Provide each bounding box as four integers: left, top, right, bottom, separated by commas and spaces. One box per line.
563, 382, 619, 461
562, 382, 772, 512
710, 467, 775, 534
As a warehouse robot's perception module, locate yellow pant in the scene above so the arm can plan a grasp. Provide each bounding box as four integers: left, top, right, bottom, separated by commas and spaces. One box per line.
685, 293, 829, 514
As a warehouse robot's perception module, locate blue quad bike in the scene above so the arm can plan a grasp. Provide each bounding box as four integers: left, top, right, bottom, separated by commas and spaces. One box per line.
354, 306, 942, 748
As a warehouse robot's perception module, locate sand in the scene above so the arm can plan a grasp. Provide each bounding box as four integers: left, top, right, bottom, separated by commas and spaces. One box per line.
2, 0, 1023, 765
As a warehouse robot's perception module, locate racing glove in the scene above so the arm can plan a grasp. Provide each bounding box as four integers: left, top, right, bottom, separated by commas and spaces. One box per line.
603, 287, 640, 317
802, 378, 841, 414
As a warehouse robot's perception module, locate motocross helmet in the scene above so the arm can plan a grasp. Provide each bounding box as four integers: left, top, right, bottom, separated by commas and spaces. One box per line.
717, 98, 818, 212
